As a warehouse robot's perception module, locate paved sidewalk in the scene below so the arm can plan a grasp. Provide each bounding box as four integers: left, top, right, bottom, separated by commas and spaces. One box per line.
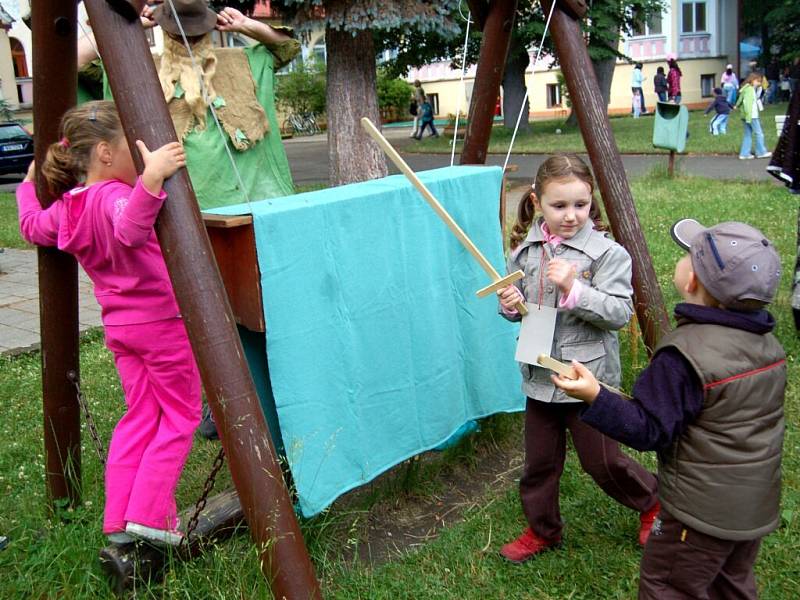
0, 249, 102, 355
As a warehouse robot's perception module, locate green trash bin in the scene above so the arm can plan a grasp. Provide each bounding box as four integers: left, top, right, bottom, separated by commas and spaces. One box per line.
653, 101, 689, 152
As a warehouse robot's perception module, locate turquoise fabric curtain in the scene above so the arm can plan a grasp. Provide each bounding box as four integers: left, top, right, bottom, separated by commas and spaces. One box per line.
210, 166, 523, 516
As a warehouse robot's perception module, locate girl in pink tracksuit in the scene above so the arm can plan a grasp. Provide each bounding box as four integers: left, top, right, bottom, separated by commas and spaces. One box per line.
17, 101, 199, 547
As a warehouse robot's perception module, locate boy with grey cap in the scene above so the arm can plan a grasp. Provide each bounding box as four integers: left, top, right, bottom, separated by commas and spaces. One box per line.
551, 219, 786, 599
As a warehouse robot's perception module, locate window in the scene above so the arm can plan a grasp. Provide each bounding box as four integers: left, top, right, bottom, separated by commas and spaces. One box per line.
632, 9, 663, 37
546, 83, 562, 108
682, 2, 707, 33
701, 74, 715, 97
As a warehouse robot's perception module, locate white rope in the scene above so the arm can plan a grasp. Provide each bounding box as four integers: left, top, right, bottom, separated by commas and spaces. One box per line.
165, 0, 252, 206
450, 4, 472, 167
502, 0, 558, 173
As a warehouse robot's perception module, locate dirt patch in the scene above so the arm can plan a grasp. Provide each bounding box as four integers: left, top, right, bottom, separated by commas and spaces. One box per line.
325, 417, 526, 566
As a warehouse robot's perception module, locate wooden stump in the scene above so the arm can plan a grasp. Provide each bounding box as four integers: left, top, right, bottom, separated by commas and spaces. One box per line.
99, 489, 245, 596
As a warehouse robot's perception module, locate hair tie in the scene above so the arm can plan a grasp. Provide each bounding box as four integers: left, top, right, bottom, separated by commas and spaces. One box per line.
58, 137, 70, 149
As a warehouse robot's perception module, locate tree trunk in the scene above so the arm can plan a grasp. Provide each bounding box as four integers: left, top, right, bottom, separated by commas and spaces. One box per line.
502, 43, 530, 131
326, 25, 387, 186
565, 33, 619, 128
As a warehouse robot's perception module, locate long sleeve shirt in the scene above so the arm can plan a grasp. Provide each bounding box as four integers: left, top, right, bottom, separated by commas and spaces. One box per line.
17, 178, 180, 326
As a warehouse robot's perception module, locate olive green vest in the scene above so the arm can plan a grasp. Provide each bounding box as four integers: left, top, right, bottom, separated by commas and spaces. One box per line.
655, 319, 786, 540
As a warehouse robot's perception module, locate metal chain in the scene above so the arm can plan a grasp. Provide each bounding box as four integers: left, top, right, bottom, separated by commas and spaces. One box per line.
182, 445, 226, 547
67, 370, 107, 466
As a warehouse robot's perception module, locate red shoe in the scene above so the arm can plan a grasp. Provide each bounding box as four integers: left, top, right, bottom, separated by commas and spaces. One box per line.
499, 528, 560, 563
639, 500, 661, 546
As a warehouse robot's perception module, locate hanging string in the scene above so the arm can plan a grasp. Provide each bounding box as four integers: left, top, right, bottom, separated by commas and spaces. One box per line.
165, 0, 253, 207
502, 0, 558, 173
450, 2, 473, 167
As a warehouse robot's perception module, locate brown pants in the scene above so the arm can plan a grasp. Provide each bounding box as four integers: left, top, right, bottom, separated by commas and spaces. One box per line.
639, 509, 761, 599
521, 399, 658, 540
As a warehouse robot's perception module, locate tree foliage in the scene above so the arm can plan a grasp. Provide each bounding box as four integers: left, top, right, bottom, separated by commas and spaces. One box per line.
743, 0, 800, 64
376, 69, 413, 111
275, 60, 327, 115
208, 1, 257, 15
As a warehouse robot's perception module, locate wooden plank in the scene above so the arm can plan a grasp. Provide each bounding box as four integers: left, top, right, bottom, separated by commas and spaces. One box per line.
361, 118, 527, 316
205, 222, 265, 332
202, 213, 253, 228
475, 270, 524, 297
537, 354, 632, 399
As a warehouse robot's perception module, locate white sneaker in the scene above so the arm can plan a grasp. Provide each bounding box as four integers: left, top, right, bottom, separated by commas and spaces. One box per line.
738, 155, 754, 160
125, 521, 184, 546
756, 152, 772, 159
107, 531, 135, 545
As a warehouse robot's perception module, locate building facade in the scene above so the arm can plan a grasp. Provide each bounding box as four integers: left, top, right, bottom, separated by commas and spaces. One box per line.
407, 0, 740, 119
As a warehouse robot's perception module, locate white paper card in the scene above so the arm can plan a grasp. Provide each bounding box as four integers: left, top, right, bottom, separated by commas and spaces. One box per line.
515, 303, 558, 366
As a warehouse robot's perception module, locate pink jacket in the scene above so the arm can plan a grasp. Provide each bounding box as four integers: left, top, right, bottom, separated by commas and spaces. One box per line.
17, 178, 180, 326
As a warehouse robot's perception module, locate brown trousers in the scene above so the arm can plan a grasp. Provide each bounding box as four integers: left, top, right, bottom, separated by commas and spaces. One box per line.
520, 399, 658, 540
639, 509, 761, 599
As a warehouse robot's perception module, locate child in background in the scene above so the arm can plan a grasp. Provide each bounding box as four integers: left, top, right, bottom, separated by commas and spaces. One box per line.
653, 66, 668, 103
414, 95, 439, 140
17, 101, 200, 547
704, 87, 732, 135
552, 218, 785, 600
633, 89, 642, 119
735, 72, 772, 160
496, 154, 659, 563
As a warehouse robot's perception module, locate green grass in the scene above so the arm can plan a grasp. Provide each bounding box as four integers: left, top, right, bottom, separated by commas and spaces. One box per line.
0, 191, 29, 249
1, 173, 798, 598
409, 102, 788, 157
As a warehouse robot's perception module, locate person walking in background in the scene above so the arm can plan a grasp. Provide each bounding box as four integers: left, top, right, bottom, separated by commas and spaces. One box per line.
766, 58, 781, 104
414, 96, 439, 140
721, 64, 739, 105
735, 72, 771, 160
789, 58, 800, 98
631, 62, 647, 115
654, 66, 668, 103
704, 87, 732, 135
410, 80, 426, 138
667, 56, 683, 104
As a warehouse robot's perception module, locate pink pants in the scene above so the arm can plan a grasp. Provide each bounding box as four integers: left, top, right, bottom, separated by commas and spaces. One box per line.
102, 317, 201, 534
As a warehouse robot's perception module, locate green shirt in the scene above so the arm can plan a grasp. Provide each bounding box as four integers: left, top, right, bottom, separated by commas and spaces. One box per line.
100, 45, 295, 210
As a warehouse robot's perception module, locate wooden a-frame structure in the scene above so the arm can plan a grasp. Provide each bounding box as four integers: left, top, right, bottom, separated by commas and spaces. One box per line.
32, 0, 669, 596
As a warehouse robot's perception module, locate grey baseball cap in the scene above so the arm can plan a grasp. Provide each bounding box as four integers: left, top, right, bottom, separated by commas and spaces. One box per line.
670, 219, 781, 309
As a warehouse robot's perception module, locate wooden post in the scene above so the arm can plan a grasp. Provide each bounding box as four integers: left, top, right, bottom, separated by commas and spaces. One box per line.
32, 0, 82, 510
668, 150, 676, 178
460, 0, 519, 165
81, 2, 321, 597
544, 0, 671, 352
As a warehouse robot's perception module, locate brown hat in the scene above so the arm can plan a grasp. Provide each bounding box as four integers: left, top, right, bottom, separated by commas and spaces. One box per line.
153, 0, 217, 37
671, 219, 781, 309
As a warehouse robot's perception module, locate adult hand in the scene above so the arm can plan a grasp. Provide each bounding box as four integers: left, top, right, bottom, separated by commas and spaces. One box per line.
546, 258, 576, 295
140, 1, 162, 29
551, 360, 601, 404
216, 7, 250, 33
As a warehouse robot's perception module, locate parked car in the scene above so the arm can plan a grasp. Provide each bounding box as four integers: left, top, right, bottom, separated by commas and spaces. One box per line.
0, 122, 34, 176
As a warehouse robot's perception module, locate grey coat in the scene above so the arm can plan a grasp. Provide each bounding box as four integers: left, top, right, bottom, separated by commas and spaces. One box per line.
502, 219, 634, 403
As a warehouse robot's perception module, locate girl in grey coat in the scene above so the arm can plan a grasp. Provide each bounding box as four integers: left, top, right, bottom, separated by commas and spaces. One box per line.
496, 155, 659, 563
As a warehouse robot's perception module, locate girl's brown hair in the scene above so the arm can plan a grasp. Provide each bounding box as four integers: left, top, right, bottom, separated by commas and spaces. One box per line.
508, 153, 607, 249
743, 71, 762, 87
41, 100, 123, 198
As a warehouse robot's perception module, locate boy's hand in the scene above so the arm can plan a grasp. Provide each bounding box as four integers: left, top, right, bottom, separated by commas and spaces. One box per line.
546, 258, 576, 295
497, 284, 524, 311
551, 360, 601, 404
23, 160, 35, 183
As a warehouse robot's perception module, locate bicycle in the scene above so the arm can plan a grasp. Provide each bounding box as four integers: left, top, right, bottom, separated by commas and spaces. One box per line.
281, 112, 321, 136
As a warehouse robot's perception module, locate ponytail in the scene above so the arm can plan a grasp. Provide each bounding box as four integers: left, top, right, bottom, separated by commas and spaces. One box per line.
41, 141, 79, 199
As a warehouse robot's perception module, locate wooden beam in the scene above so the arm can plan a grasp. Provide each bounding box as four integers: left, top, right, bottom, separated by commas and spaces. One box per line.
82, 2, 321, 597
544, 0, 670, 352
33, 0, 82, 510
460, 0, 519, 165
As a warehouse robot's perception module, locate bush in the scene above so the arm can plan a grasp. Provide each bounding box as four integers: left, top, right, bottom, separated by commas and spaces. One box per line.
377, 69, 413, 115
275, 59, 326, 115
